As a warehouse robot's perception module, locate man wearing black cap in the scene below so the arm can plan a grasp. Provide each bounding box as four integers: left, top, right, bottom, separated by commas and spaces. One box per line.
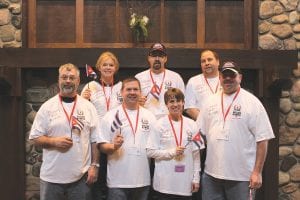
196, 61, 275, 200
135, 42, 185, 119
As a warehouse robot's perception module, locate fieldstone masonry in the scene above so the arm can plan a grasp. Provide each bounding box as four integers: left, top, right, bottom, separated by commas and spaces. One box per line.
258, 0, 300, 199
1, 0, 300, 199
0, 0, 21, 48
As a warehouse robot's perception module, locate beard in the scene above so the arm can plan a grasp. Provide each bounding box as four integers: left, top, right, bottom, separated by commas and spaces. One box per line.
153, 60, 162, 70
60, 84, 76, 95
204, 66, 214, 74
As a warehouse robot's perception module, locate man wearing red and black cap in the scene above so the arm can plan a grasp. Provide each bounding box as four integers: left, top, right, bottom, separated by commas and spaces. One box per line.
197, 61, 275, 200
135, 42, 185, 119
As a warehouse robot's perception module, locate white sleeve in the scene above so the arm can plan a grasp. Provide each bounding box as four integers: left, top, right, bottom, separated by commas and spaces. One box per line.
98, 114, 113, 144
89, 104, 101, 143
185, 79, 197, 109
249, 100, 274, 142
177, 74, 185, 93
146, 124, 176, 160
29, 104, 49, 140
192, 149, 200, 183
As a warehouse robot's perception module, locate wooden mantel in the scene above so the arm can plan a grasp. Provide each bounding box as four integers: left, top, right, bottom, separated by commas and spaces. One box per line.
0, 48, 297, 97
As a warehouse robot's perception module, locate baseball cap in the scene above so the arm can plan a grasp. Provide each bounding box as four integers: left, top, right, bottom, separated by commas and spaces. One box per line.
149, 43, 167, 56
220, 61, 241, 74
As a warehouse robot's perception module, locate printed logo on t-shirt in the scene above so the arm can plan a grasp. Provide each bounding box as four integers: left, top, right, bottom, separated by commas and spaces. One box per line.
77, 109, 85, 121
164, 81, 172, 90
141, 118, 150, 132
232, 104, 242, 118
117, 92, 123, 103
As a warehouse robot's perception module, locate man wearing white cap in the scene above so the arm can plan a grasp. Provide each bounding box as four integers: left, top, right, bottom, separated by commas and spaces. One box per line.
135, 42, 185, 119
197, 61, 275, 200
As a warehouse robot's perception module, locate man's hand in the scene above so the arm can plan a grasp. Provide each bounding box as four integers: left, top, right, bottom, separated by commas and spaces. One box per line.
138, 96, 147, 106
113, 133, 124, 150
249, 171, 262, 189
86, 165, 98, 185
52, 136, 73, 151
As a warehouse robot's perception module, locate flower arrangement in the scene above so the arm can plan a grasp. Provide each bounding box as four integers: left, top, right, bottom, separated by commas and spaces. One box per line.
129, 13, 150, 42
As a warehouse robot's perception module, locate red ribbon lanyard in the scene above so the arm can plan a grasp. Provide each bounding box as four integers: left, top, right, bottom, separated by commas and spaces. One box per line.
122, 104, 140, 143
59, 95, 77, 133
204, 76, 219, 94
168, 115, 183, 146
150, 70, 166, 95
221, 87, 240, 124
101, 79, 114, 111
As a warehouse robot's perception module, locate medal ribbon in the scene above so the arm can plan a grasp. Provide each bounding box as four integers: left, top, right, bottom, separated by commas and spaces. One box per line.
204, 76, 220, 94
59, 95, 77, 137
101, 78, 114, 111
122, 104, 140, 144
221, 87, 240, 125
168, 115, 183, 146
150, 70, 166, 95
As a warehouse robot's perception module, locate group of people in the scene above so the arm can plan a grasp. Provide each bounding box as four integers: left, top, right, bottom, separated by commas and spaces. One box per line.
29, 43, 275, 200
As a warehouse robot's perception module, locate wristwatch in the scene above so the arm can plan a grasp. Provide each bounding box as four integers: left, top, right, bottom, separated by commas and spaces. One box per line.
90, 163, 100, 168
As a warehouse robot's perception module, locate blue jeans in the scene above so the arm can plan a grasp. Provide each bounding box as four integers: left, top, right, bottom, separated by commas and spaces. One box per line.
107, 186, 150, 200
40, 174, 91, 200
201, 173, 255, 200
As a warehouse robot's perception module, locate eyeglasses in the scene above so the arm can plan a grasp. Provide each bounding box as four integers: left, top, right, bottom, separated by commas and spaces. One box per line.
59, 75, 77, 81
149, 52, 165, 57
221, 71, 238, 79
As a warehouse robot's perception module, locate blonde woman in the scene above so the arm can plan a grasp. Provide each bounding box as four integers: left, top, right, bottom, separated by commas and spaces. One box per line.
81, 52, 123, 200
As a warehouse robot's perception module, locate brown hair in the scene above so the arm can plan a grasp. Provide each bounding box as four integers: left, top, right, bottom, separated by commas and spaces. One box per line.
121, 77, 141, 91
164, 88, 185, 105
200, 50, 219, 61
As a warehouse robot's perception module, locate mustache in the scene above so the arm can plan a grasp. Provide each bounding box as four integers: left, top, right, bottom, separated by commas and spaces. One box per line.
154, 60, 161, 65
223, 80, 233, 84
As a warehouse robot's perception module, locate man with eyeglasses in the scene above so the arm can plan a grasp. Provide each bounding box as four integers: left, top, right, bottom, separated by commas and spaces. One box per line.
29, 63, 101, 200
196, 62, 275, 200
135, 42, 185, 119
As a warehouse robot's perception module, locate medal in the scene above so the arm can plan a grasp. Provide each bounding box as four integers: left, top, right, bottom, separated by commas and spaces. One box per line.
174, 154, 184, 161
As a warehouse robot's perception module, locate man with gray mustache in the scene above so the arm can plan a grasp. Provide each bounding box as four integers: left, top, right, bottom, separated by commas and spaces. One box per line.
29, 63, 101, 200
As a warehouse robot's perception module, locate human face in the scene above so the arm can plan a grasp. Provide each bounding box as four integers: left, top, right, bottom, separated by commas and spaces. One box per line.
58, 68, 80, 97
220, 70, 242, 94
99, 58, 117, 80
167, 98, 184, 120
148, 53, 167, 74
200, 51, 219, 78
121, 80, 141, 109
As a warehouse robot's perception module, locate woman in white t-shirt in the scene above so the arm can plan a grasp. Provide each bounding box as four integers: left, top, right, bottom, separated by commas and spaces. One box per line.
81, 51, 122, 200
147, 88, 204, 200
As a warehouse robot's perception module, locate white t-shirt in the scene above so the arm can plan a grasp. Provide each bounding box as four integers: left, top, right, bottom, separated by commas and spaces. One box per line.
99, 105, 157, 188
81, 80, 123, 119
29, 94, 101, 183
135, 69, 185, 119
197, 88, 275, 181
185, 74, 221, 111
147, 116, 204, 196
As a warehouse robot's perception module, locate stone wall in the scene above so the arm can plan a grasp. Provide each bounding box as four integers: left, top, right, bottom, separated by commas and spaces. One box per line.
0, 0, 21, 48
259, 0, 300, 199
